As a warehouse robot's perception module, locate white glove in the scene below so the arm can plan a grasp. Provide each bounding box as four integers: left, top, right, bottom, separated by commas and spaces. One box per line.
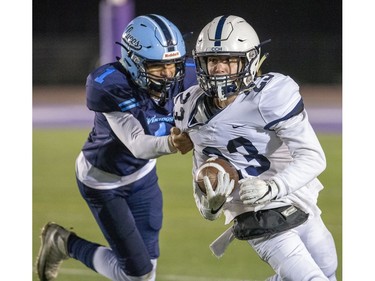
239, 178, 279, 205
204, 171, 234, 213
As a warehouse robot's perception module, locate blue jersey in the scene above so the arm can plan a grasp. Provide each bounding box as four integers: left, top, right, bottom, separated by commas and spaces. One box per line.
82, 61, 196, 176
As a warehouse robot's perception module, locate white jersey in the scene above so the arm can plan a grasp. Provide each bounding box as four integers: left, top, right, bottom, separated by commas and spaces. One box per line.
174, 72, 326, 224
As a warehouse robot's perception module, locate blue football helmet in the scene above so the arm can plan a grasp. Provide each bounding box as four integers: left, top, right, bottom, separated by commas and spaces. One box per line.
193, 15, 262, 101
119, 14, 186, 105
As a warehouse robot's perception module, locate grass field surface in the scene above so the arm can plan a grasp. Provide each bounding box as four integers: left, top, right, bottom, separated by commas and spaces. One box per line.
32, 129, 342, 281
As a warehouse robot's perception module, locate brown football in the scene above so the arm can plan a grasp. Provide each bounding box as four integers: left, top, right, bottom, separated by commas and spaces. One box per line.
195, 157, 239, 195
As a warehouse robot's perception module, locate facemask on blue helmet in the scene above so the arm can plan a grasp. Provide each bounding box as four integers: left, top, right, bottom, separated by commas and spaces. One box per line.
118, 14, 186, 106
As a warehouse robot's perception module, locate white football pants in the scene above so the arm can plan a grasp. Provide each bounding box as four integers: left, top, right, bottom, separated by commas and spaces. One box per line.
249, 215, 337, 281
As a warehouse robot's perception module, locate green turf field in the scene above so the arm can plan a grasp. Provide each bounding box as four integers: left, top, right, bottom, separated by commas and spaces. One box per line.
32, 129, 342, 281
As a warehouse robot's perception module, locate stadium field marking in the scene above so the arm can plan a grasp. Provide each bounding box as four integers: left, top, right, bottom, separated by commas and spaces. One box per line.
59, 268, 261, 281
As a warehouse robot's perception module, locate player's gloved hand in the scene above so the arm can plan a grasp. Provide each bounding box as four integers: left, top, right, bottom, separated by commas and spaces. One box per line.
239, 178, 278, 205
205, 171, 234, 213
168, 127, 193, 154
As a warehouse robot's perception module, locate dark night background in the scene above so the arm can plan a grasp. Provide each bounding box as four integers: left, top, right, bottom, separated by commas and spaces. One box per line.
33, 0, 342, 85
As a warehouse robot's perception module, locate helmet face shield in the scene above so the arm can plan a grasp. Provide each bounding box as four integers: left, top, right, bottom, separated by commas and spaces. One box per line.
193, 15, 261, 100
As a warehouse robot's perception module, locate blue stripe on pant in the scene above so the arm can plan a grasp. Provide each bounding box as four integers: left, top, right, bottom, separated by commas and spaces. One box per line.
76, 167, 162, 276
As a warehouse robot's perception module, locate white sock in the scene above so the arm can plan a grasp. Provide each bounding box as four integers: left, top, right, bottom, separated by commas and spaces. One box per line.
92, 246, 157, 281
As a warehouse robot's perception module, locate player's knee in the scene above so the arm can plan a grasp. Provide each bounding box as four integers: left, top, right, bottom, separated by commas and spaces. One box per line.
302, 273, 329, 281
286, 268, 329, 281
322, 259, 337, 281
277, 256, 329, 281
318, 249, 337, 280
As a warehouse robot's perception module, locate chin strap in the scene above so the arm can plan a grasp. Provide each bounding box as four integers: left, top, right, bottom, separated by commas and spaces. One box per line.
256, 53, 269, 75
148, 79, 172, 106
255, 38, 272, 75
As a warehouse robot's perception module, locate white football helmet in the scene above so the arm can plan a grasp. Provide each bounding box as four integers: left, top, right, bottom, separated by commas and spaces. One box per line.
193, 15, 261, 100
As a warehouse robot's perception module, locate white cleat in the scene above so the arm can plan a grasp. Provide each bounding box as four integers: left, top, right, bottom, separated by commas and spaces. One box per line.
36, 222, 73, 281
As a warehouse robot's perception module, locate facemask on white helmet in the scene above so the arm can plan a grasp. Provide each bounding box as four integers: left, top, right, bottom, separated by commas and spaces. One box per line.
194, 15, 267, 101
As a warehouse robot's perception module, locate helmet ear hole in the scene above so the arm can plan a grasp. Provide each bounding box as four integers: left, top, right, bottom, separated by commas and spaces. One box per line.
247, 49, 258, 60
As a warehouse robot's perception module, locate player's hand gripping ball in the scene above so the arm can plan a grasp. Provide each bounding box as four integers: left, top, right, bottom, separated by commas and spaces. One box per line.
195, 157, 239, 195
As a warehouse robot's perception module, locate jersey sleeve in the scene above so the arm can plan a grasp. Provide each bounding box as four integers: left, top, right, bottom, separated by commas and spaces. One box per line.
257, 73, 326, 197
270, 111, 326, 197
103, 111, 176, 159
85, 64, 135, 113
258, 73, 304, 129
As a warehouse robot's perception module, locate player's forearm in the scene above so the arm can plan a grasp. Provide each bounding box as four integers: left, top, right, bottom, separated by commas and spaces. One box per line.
132, 134, 175, 158
271, 148, 326, 198
104, 112, 176, 159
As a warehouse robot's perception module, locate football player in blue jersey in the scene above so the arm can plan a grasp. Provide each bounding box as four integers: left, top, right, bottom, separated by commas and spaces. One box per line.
173, 15, 338, 280
36, 14, 195, 281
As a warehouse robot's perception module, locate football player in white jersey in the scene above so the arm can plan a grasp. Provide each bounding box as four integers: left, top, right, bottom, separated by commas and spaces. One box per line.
173, 15, 338, 280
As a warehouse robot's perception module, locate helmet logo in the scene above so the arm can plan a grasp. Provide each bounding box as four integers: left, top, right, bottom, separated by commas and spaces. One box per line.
123, 26, 142, 50
163, 51, 181, 59
210, 46, 223, 51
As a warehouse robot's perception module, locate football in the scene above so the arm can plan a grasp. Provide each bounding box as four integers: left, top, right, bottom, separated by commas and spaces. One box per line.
195, 157, 239, 195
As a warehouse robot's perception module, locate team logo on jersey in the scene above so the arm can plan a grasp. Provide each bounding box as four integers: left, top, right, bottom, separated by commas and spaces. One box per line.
163, 51, 181, 59
147, 115, 174, 125
123, 26, 142, 50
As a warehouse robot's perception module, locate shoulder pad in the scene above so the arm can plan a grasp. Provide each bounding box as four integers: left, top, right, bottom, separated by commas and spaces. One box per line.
255, 73, 303, 128
86, 64, 137, 112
